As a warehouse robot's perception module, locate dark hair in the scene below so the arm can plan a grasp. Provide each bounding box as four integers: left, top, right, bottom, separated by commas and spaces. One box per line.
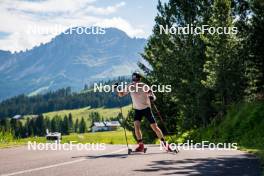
132, 72, 141, 81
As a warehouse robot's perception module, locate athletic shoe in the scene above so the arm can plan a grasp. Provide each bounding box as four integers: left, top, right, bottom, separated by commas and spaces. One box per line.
166, 143, 174, 152
135, 143, 144, 152
162, 141, 173, 152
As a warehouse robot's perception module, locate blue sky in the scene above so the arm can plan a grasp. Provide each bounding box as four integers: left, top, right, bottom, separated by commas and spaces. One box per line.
0, 0, 166, 52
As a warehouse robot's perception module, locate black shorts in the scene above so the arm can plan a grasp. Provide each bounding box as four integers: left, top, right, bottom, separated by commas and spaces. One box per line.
134, 107, 156, 124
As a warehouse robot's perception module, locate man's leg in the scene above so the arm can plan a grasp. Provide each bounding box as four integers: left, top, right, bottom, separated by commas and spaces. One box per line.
134, 110, 144, 152
134, 120, 142, 141
150, 123, 173, 151
150, 123, 164, 140
144, 108, 164, 140
146, 108, 173, 151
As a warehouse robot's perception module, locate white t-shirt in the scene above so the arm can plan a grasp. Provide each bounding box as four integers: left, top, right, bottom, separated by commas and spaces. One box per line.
122, 82, 156, 110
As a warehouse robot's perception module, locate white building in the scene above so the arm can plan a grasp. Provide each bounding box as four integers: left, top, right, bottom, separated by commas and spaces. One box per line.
104, 121, 121, 131
91, 122, 108, 132
91, 121, 121, 132
12, 115, 22, 119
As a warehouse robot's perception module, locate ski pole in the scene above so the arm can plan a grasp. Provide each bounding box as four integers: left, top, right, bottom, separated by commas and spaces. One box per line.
151, 102, 170, 133
119, 104, 129, 149
151, 101, 179, 151
114, 82, 130, 153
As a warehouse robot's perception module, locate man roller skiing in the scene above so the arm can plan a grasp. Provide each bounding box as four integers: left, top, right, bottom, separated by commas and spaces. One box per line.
116, 72, 173, 152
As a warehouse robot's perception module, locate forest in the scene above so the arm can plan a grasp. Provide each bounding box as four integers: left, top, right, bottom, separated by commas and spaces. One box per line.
126, 0, 264, 143
0, 78, 131, 119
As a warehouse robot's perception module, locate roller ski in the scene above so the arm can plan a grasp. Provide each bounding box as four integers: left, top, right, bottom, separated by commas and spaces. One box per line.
128, 143, 147, 155
161, 141, 179, 154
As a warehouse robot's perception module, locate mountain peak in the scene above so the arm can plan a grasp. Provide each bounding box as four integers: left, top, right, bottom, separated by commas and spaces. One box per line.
0, 27, 147, 101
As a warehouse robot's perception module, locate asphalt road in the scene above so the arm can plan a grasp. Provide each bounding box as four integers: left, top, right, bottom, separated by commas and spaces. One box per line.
0, 144, 261, 176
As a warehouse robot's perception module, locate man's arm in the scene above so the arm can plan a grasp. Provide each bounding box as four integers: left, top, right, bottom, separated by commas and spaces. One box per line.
148, 90, 156, 101
117, 91, 127, 97
141, 83, 156, 101
114, 82, 129, 97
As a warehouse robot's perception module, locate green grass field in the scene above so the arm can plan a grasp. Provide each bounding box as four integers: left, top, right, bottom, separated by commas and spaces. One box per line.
61, 130, 135, 144
1, 105, 134, 148
43, 105, 131, 120
0, 129, 136, 148
22, 105, 132, 128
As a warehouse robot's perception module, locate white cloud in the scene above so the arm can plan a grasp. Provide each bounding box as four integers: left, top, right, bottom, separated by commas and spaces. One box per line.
84, 2, 126, 15
96, 17, 145, 37
0, 32, 52, 52
0, 0, 146, 52
5, 0, 125, 16
3, 0, 95, 14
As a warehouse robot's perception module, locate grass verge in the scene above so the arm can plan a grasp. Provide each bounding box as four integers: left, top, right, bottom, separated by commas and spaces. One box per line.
0, 129, 135, 148
173, 101, 264, 174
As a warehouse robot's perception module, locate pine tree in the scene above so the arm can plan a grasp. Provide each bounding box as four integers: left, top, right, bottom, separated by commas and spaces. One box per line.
10, 119, 23, 138
74, 119, 79, 133
51, 116, 61, 132
202, 0, 245, 117
79, 117, 86, 133
35, 114, 46, 136
62, 115, 69, 135
68, 113, 73, 133
0, 118, 10, 131
89, 112, 101, 124
245, 0, 264, 100
24, 118, 30, 137
45, 118, 51, 131
28, 119, 34, 136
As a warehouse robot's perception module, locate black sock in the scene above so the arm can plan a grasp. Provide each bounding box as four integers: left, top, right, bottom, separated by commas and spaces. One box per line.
137, 139, 143, 143
161, 138, 166, 145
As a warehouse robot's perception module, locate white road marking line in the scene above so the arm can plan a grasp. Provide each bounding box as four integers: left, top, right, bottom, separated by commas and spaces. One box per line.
0, 158, 87, 176
0, 148, 128, 176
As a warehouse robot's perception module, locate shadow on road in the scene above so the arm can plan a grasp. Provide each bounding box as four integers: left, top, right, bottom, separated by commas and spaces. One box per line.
134, 153, 261, 176
72, 153, 128, 159
72, 151, 169, 159
87, 153, 129, 159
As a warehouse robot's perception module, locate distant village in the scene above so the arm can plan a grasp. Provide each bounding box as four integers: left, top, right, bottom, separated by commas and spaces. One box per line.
12, 114, 121, 133
11, 114, 121, 142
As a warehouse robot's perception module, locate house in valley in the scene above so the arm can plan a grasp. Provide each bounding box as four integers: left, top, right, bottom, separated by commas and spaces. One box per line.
91, 121, 121, 132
